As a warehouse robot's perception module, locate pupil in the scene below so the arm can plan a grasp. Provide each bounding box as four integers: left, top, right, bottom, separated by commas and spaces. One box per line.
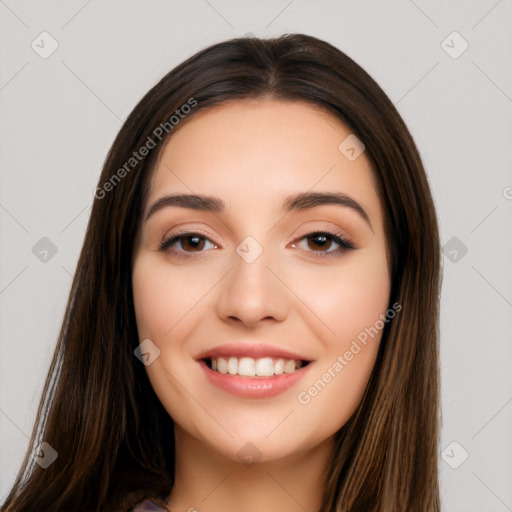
183, 236, 204, 251
309, 234, 330, 251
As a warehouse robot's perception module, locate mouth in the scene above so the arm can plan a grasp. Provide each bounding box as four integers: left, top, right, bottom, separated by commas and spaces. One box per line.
196, 344, 314, 398
203, 356, 311, 377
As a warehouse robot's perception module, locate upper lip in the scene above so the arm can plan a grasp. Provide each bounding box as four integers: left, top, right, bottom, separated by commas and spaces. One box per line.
195, 343, 313, 362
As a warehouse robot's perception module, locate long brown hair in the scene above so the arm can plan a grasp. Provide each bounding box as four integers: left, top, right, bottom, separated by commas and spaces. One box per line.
2, 34, 441, 512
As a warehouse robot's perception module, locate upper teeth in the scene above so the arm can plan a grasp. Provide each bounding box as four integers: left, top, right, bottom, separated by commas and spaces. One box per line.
210, 357, 303, 377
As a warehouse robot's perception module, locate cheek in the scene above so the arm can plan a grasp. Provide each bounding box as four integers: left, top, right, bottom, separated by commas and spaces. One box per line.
132, 267, 174, 340
289, 248, 390, 434
132, 257, 211, 340
131, 258, 207, 415
288, 247, 390, 348
332, 256, 390, 343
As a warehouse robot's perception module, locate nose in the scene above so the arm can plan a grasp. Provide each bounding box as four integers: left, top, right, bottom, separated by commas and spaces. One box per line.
215, 245, 289, 328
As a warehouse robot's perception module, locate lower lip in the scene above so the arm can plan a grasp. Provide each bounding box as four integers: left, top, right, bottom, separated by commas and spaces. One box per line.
199, 360, 312, 398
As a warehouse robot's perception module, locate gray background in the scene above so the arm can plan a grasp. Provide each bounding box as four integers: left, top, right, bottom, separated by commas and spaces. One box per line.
1, 1, 511, 510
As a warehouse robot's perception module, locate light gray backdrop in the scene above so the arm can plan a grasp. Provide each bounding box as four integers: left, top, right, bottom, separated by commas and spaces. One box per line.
1, 1, 511, 511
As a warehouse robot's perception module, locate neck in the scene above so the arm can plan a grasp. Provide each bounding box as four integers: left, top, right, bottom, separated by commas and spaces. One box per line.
166, 426, 333, 512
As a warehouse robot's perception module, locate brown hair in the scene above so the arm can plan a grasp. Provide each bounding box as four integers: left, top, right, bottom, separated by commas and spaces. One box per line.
2, 34, 441, 512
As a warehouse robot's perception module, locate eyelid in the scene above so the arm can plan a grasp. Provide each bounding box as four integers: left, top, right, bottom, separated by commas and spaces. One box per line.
290, 220, 355, 244
161, 227, 218, 243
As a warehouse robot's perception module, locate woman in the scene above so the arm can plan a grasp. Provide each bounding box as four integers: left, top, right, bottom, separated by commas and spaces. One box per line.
2, 34, 441, 512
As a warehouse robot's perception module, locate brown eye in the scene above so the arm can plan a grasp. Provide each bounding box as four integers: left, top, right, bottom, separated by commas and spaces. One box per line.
306, 234, 332, 252
180, 235, 205, 252
159, 232, 217, 255
291, 231, 356, 258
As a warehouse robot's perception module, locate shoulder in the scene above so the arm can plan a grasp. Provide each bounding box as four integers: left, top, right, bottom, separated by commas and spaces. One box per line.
127, 496, 170, 511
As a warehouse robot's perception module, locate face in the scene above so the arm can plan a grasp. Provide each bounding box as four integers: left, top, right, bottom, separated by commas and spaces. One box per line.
132, 99, 391, 464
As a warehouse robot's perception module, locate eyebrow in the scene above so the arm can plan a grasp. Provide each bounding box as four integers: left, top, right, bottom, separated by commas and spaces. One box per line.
145, 191, 372, 228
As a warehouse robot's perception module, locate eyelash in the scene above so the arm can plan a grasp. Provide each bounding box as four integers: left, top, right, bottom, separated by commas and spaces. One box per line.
158, 229, 356, 259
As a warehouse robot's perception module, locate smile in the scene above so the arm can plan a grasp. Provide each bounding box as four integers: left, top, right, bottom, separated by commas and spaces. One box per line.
196, 343, 314, 398
205, 356, 309, 377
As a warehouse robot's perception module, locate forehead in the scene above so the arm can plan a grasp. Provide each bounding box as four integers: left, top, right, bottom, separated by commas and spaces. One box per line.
147, 99, 381, 221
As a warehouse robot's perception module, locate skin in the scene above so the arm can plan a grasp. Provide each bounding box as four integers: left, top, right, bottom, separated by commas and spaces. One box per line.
131, 99, 391, 511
